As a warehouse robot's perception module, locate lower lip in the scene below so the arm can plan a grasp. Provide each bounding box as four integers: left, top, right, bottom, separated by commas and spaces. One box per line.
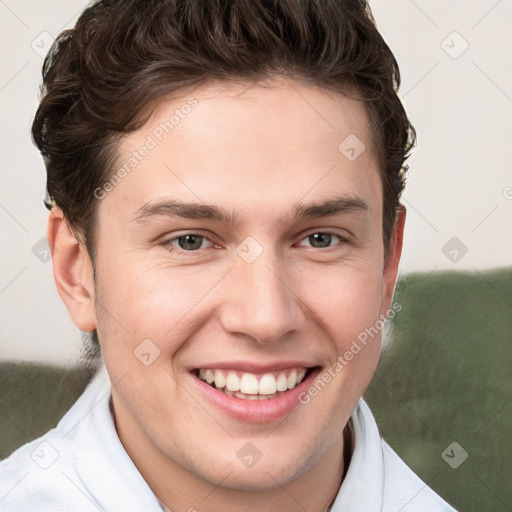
191, 368, 321, 423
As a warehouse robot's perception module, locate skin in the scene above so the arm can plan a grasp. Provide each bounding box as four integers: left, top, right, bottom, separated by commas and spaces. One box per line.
48, 78, 405, 512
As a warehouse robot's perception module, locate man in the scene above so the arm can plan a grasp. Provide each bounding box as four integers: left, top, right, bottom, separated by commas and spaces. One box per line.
0, 0, 456, 510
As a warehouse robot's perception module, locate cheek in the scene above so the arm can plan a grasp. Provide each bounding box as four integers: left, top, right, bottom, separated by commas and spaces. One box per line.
94, 255, 228, 351
300, 261, 384, 344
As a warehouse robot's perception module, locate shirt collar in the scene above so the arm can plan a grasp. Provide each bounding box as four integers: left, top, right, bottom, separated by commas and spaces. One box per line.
330, 399, 385, 511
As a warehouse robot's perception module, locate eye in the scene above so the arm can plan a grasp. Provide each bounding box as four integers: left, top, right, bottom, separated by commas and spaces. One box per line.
297, 231, 345, 249
163, 230, 346, 254
166, 233, 215, 251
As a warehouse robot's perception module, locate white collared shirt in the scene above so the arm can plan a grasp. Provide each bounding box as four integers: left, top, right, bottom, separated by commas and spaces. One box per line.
0, 364, 456, 511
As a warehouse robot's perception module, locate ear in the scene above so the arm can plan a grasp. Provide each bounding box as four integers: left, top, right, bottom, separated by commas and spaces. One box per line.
47, 208, 97, 332
380, 206, 406, 316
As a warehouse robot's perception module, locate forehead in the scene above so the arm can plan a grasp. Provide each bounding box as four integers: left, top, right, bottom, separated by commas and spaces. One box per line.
103, 79, 382, 224
149, 78, 376, 161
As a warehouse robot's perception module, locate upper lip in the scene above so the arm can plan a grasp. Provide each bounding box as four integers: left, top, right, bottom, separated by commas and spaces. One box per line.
189, 360, 319, 373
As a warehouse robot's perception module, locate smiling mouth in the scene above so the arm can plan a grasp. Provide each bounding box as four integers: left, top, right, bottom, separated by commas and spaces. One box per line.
193, 367, 317, 400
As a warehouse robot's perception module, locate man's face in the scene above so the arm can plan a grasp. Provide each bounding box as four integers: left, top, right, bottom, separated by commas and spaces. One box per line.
86, 79, 401, 489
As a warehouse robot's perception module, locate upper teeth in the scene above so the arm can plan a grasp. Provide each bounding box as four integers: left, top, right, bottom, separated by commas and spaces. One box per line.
198, 368, 307, 395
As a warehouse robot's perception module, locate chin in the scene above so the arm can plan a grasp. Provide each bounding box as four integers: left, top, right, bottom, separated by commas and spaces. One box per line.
213, 463, 301, 492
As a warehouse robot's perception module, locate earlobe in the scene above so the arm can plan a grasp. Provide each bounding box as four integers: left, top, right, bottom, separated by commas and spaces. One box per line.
47, 208, 97, 332
381, 206, 406, 314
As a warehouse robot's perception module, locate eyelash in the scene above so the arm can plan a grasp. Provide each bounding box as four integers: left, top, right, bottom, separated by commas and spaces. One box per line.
163, 231, 348, 254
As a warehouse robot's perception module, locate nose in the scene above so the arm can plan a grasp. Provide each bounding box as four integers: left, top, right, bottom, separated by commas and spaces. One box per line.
218, 245, 305, 345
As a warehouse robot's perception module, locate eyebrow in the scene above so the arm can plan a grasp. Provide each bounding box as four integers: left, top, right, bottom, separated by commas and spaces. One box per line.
132, 195, 369, 225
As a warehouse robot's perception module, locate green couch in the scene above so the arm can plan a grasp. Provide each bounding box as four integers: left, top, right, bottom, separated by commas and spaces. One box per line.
1, 268, 510, 512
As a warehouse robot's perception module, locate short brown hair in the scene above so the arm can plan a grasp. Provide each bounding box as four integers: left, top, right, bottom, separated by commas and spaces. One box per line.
33, 0, 415, 258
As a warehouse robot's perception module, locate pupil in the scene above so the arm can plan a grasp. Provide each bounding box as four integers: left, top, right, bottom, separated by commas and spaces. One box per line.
179, 235, 202, 250
310, 233, 332, 248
